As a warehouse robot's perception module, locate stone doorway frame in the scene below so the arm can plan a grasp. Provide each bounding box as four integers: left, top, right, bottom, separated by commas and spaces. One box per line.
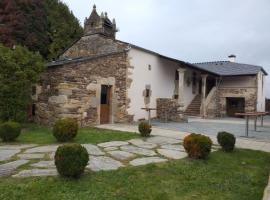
95, 77, 116, 124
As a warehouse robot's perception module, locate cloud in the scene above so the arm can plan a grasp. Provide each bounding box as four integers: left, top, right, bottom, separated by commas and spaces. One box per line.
62, 0, 270, 98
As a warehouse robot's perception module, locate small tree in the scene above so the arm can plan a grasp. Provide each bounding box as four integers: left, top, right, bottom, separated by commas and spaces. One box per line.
0, 44, 44, 122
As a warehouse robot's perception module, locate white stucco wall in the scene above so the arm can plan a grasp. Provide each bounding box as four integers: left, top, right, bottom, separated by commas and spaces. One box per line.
257, 72, 266, 111
127, 48, 198, 121
220, 76, 256, 88
183, 69, 199, 110
127, 48, 177, 121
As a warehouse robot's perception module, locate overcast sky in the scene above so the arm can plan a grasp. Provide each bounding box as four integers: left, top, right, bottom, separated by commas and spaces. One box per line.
62, 0, 270, 97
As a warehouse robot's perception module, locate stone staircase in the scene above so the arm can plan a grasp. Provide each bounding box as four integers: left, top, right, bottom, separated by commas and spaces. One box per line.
184, 95, 201, 116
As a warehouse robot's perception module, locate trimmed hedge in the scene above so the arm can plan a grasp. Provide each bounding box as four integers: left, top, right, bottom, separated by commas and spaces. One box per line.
53, 118, 78, 142
217, 131, 236, 152
183, 133, 212, 159
0, 121, 21, 142
138, 121, 152, 137
54, 144, 89, 178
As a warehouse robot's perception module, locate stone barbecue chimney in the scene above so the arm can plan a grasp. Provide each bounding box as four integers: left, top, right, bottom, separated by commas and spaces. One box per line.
228, 54, 236, 62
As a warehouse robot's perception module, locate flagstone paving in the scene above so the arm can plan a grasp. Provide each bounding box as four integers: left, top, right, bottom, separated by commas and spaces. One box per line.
0, 123, 269, 179
0, 135, 191, 178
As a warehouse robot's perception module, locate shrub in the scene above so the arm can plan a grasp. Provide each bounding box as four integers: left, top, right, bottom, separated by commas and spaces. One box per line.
0, 121, 21, 142
55, 144, 89, 178
53, 118, 78, 142
138, 121, 152, 137
217, 132, 236, 152
183, 133, 212, 159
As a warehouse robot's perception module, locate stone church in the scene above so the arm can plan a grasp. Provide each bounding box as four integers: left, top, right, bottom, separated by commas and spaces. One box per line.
32, 5, 267, 126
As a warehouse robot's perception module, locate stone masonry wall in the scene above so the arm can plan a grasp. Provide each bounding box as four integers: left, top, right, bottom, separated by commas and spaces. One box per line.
205, 90, 218, 118
61, 34, 127, 59
36, 52, 133, 126
156, 98, 182, 122
217, 88, 257, 116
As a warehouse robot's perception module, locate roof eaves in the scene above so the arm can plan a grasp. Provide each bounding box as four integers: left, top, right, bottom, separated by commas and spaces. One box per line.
47, 50, 127, 67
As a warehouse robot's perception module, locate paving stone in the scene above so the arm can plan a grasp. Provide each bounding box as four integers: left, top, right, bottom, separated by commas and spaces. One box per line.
108, 151, 135, 161
0, 160, 29, 177
97, 141, 129, 148
160, 144, 185, 152
120, 145, 157, 156
0, 149, 20, 162
82, 144, 105, 156
49, 152, 55, 160
103, 146, 118, 151
130, 157, 167, 166
25, 145, 59, 153
13, 169, 58, 178
157, 149, 187, 159
17, 153, 45, 160
146, 136, 181, 145
128, 139, 157, 149
0, 144, 37, 150
31, 161, 55, 168
87, 156, 124, 172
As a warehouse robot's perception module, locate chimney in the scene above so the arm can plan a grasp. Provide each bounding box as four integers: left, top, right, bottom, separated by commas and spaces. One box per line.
228, 54, 236, 62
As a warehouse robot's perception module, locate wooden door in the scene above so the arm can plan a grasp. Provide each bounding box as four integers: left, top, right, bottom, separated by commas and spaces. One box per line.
100, 85, 111, 124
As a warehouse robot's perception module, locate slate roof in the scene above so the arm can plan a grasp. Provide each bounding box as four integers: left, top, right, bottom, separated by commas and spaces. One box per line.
193, 61, 267, 76
47, 50, 127, 67
48, 35, 267, 77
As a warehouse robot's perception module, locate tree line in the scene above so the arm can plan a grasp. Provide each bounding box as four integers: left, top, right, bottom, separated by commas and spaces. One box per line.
0, 0, 83, 122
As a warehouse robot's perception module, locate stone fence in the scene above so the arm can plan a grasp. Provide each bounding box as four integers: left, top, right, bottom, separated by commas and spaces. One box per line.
156, 98, 182, 122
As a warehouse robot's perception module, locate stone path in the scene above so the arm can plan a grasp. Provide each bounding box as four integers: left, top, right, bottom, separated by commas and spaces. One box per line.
0, 136, 193, 178
97, 124, 270, 153
1, 122, 269, 178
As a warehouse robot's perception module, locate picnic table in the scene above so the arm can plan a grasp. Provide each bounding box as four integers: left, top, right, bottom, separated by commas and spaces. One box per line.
235, 112, 269, 138
141, 107, 157, 125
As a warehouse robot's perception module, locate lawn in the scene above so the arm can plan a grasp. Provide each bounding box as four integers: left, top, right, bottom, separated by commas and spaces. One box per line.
0, 149, 270, 200
0, 124, 139, 144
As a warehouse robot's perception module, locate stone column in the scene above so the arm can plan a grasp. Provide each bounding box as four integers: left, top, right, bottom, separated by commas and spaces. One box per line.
201, 74, 208, 118
177, 68, 186, 117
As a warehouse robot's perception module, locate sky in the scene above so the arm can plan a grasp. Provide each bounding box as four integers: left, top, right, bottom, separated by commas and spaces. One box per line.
62, 0, 270, 97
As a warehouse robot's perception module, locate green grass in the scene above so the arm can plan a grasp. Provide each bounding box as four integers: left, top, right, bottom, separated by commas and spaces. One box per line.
0, 124, 139, 145
0, 149, 270, 200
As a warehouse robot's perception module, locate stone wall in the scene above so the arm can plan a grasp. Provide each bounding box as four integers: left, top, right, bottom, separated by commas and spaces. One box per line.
217, 88, 257, 116
156, 98, 182, 122
61, 34, 126, 59
35, 52, 133, 126
205, 90, 218, 118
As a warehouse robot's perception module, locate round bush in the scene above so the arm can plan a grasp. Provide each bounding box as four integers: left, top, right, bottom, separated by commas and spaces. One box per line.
53, 118, 78, 142
138, 121, 152, 137
183, 133, 212, 159
55, 144, 89, 178
217, 131, 236, 152
0, 121, 21, 142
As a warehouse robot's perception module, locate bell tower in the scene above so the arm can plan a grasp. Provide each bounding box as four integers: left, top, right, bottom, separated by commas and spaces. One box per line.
84, 5, 117, 38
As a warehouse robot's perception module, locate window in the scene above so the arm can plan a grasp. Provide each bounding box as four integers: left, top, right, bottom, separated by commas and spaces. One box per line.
101, 86, 108, 104
145, 89, 150, 98
174, 94, 179, 99
175, 70, 179, 80
148, 65, 151, 71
